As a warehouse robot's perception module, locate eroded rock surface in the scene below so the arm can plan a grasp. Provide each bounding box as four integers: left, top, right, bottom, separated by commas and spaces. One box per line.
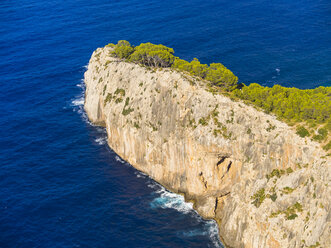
84, 47, 331, 248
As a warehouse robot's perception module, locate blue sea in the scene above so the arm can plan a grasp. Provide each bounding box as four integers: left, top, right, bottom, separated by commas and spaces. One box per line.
0, 0, 330, 247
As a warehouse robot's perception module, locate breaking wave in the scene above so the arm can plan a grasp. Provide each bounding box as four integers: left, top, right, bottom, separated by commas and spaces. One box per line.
95, 137, 107, 145
71, 72, 222, 247
150, 187, 193, 214
115, 155, 126, 164
179, 220, 223, 247
149, 181, 223, 247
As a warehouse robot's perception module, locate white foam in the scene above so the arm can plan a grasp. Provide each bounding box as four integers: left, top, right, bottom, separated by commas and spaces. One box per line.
206, 220, 223, 247
71, 73, 223, 246
71, 94, 93, 126
76, 78, 85, 89
72, 97, 84, 106
177, 219, 222, 247
115, 155, 125, 164
69, 77, 95, 126
147, 182, 160, 190
149, 181, 223, 247
95, 127, 106, 133
135, 171, 147, 179
150, 186, 193, 214
95, 137, 107, 145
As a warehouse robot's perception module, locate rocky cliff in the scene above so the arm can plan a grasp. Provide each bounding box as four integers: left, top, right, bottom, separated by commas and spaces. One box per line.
84, 46, 331, 248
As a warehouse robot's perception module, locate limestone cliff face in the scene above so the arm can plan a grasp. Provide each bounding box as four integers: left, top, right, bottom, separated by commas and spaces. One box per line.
84, 47, 331, 248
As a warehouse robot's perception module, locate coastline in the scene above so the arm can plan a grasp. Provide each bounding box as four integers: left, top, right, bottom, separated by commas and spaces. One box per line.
84, 46, 331, 248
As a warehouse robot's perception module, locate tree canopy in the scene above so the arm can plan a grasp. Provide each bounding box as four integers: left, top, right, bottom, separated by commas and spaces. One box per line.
107, 40, 238, 91
233, 84, 331, 150
129, 43, 175, 67
108, 40, 135, 59
106, 41, 331, 148
233, 84, 331, 124
172, 58, 238, 91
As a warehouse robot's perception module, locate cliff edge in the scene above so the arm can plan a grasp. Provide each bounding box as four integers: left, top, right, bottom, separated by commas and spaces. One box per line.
84, 46, 331, 248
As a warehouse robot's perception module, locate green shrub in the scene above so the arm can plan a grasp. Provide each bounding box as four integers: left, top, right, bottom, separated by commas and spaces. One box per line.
270, 193, 277, 202
266, 123, 276, 132
325, 120, 331, 131
122, 108, 134, 116
211, 109, 219, 118
104, 93, 112, 105
282, 187, 295, 194
323, 141, 331, 151
308, 242, 320, 248
267, 190, 277, 202
110, 40, 134, 59
313, 127, 328, 141
266, 169, 285, 180
296, 126, 310, 137
115, 98, 123, 103
233, 84, 331, 127
134, 122, 140, 129
287, 214, 298, 220
199, 117, 208, 126
122, 97, 134, 116
284, 202, 302, 220
114, 88, 126, 96
269, 202, 303, 220
318, 127, 328, 136
149, 122, 158, 131
213, 129, 222, 137
251, 188, 266, 208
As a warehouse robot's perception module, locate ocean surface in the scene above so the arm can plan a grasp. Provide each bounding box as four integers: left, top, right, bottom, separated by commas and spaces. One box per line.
0, 0, 330, 247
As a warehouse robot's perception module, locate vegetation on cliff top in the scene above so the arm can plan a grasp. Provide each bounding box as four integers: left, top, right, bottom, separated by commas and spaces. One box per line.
107, 40, 238, 91
233, 84, 331, 150
106, 41, 331, 150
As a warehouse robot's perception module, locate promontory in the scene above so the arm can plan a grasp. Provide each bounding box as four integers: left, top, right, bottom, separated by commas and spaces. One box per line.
84, 41, 331, 248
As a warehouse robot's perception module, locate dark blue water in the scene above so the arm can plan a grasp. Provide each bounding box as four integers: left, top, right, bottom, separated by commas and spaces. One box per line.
1, 0, 330, 247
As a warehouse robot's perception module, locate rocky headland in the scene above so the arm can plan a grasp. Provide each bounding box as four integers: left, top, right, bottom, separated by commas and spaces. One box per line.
84, 46, 331, 248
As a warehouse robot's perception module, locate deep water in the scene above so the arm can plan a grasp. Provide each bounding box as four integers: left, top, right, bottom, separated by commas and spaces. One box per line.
0, 0, 330, 247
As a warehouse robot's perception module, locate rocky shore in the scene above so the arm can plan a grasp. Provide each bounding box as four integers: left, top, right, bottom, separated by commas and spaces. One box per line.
84, 46, 330, 248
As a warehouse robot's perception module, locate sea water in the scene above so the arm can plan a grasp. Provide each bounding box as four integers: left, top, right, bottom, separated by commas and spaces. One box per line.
0, 0, 330, 247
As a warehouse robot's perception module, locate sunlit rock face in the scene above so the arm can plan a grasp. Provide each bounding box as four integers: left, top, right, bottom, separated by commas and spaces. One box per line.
85, 47, 331, 248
